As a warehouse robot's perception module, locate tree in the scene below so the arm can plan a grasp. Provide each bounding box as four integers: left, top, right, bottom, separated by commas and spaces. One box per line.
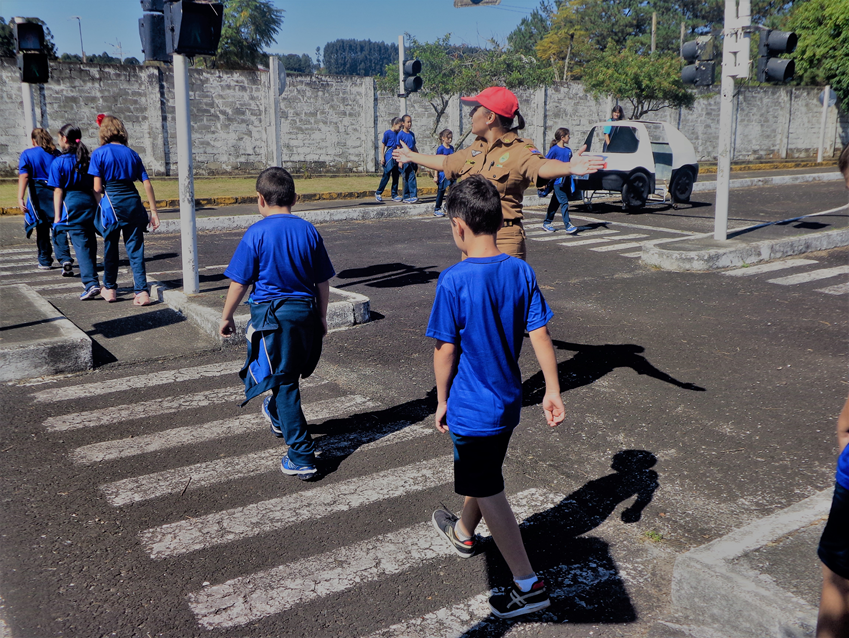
323, 39, 397, 76
278, 53, 314, 74
582, 43, 695, 119
784, 0, 849, 106
378, 35, 555, 139
0, 16, 58, 59
86, 51, 122, 65
123, 57, 140, 66
215, 0, 284, 69
507, 1, 559, 56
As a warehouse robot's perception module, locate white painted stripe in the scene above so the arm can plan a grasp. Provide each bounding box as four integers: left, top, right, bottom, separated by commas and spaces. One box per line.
28, 281, 87, 292
0, 254, 39, 263
557, 238, 612, 247
524, 230, 548, 237
187, 488, 564, 630
580, 229, 620, 236
530, 233, 574, 242
42, 378, 336, 431
816, 282, 849, 295
32, 361, 242, 403
767, 266, 849, 286
102, 421, 433, 506
0, 248, 35, 255
569, 214, 698, 235
590, 241, 645, 252
591, 233, 648, 241
142, 457, 453, 559
722, 259, 819, 276
621, 251, 643, 258
74, 394, 378, 466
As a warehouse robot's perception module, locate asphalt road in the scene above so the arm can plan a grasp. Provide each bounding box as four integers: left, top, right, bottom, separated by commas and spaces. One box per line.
0, 180, 847, 637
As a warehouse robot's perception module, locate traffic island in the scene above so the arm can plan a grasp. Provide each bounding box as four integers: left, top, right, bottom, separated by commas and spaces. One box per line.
150, 282, 370, 345
0, 284, 92, 381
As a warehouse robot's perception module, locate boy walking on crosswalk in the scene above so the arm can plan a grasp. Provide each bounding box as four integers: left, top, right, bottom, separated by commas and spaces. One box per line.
426, 174, 565, 618
220, 167, 335, 481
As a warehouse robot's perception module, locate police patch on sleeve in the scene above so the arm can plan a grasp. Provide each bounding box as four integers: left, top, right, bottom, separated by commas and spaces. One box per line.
525, 144, 542, 154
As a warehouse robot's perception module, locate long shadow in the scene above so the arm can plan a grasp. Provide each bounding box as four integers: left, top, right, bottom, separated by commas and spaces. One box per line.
522, 340, 705, 408
89, 308, 187, 339
463, 450, 658, 634
334, 262, 440, 289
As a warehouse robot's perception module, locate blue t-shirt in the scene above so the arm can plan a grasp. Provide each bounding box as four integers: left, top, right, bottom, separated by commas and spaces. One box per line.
545, 144, 573, 187
47, 154, 94, 191
398, 130, 416, 152
224, 214, 336, 304
436, 144, 454, 182
88, 144, 150, 183
838, 446, 849, 490
381, 129, 398, 161
426, 254, 553, 437
603, 117, 617, 135
18, 147, 56, 181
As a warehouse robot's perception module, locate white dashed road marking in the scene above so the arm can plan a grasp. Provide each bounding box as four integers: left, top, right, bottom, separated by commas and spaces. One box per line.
722, 259, 819, 276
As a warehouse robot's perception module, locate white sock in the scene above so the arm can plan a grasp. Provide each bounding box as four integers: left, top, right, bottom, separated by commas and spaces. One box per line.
453, 521, 472, 541
514, 574, 538, 592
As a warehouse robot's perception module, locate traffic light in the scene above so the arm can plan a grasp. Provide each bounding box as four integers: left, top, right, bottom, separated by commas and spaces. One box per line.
13, 20, 49, 84
681, 35, 716, 86
164, 0, 224, 57
139, 0, 170, 62
454, 0, 501, 5
756, 29, 797, 83
403, 59, 422, 93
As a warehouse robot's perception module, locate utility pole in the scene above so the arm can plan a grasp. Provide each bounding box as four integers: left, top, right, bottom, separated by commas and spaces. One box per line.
398, 35, 406, 116
817, 86, 831, 163
70, 16, 86, 62
651, 13, 657, 54
714, 0, 751, 241
173, 53, 199, 294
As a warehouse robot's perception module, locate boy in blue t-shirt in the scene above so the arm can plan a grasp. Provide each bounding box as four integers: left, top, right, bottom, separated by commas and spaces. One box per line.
375, 117, 403, 202
220, 167, 336, 481
426, 175, 565, 619
398, 114, 418, 203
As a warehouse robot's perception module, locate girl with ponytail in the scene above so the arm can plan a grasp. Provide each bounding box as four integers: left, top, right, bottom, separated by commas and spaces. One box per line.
47, 124, 101, 299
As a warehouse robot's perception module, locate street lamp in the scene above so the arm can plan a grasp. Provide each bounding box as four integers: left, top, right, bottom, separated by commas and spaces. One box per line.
69, 16, 86, 63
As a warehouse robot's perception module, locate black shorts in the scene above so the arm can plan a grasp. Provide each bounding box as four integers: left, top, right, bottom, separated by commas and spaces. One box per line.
450, 430, 512, 498
818, 482, 849, 580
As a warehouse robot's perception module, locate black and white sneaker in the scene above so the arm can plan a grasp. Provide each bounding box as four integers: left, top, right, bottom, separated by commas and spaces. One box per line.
431, 509, 477, 558
263, 396, 284, 438
489, 579, 551, 619
36, 263, 53, 270
62, 262, 74, 277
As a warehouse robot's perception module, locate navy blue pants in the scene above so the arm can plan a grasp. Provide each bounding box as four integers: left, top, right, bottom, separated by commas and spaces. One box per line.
376, 158, 400, 198
35, 223, 72, 267
402, 164, 418, 200
103, 224, 147, 294
543, 181, 572, 228
435, 177, 453, 211
67, 225, 100, 292
819, 482, 849, 579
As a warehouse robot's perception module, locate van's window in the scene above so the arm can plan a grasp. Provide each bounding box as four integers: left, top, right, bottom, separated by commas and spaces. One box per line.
586, 125, 641, 154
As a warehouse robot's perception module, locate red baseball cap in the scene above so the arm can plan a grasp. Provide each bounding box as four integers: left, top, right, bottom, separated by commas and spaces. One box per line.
460, 87, 519, 119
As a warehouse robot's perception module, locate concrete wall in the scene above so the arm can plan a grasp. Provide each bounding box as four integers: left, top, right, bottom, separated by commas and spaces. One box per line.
1, 57, 846, 177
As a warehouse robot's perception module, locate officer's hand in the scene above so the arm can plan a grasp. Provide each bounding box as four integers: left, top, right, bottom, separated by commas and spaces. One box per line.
392, 141, 413, 166
569, 145, 604, 176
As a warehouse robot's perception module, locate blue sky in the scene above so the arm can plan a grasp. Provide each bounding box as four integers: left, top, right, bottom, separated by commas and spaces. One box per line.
3, 0, 540, 62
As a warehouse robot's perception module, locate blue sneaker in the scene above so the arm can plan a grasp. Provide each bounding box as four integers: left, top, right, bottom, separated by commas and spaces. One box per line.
263, 396, 284, 438
374, 192, 383, 202
280, 455, 317, 481
542, 223, 555, 232
403, 197, 419, 204
79, 286, 101, 301
391, 195, 403, 202
565, 223, 579, 234
433, 208, 445, 217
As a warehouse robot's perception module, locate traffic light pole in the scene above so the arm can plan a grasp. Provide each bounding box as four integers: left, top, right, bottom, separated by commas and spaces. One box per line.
173, 53, 199, 295
398, 35, 406, 116
20, 82, 36, 134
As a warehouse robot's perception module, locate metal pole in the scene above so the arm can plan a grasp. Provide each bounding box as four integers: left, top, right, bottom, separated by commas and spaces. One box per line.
817, 85, 830, 163
269, 55, 282, 166
71, 17, 86, 63
173, 53, 199, 294
398, 35, 406, 116
21, 82, 36, 135
714, 0, 738, 241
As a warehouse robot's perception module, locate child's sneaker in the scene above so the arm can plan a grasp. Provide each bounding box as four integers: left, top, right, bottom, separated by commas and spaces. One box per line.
541, 223, 555, 232
374, 192, 383, 202
488, 579, 551, 619
280, 455, 317, 481
391, 195, 403, 202
263, 396, 284, 437
62, 262, 74, 277
564, 223, 579, 234
36, 263, 53, 270
431, 509, 477, 558
433, 209, 445, 217
403, 197, 419, 204
79, 286, 101, 301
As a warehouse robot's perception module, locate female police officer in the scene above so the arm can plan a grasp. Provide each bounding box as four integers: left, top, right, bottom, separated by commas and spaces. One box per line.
393, 87, 602, 260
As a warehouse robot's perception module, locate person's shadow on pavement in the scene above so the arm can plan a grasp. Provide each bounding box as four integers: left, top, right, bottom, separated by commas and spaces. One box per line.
523, 340, 705, 408
460, 450, 659, 635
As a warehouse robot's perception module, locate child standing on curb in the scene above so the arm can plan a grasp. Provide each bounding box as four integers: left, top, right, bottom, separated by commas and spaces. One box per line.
426, 175, 565, 619
432, 128, 454, 217
398, 114, 418, 203
220, 167, 335, 482
375, 117, 403, 202
541, 128, 577, 234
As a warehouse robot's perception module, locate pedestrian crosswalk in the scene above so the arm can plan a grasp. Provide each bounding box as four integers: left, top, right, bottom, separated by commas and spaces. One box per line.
524, 220, 655, 258
29, 359, 609, 636
722, 259, 849, 295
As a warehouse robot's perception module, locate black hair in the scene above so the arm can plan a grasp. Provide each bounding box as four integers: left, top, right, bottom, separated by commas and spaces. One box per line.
550, 127, 570, 148
445, 174, 502, 236
839, 145, 849, 181
438, 128, 453, 142
611, 104, 625, 119
256, 167, 296, 208
57, 123, 91, 175
493, 110, 526, 133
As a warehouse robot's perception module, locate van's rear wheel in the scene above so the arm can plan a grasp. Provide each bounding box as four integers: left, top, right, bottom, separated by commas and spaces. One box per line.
622, 172, 650, 211
670, 168, 695, 203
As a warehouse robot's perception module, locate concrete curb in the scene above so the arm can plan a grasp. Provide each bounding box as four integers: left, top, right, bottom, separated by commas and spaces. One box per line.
150, 282, 370, 346
669, 489, 830, 638
642, 227, 849, 271
0, 284, 92, 382
692, 171, 842, 193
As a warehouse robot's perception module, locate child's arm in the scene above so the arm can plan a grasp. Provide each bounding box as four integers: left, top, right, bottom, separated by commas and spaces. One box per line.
219, 280, 250, 337
528, 325, 565, 427
92, 176, 103, 203
17, 173, 28, 212
316, 280, 330, 336
53, 187, 63, 224
141, 179, 160, 231
837, 394, 849, 454
433, 339, 458, 433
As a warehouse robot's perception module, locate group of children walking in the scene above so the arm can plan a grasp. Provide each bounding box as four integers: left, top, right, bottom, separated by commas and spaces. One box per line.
221, 167, 563, 619
17, 116, 159, 304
